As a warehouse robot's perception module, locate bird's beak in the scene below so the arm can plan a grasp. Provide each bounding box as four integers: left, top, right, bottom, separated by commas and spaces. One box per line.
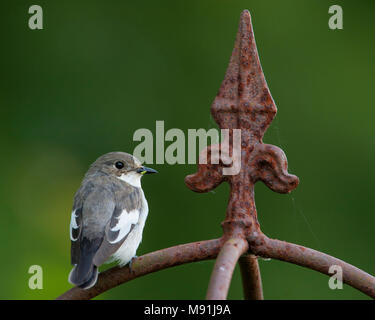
137, 166, 158, 175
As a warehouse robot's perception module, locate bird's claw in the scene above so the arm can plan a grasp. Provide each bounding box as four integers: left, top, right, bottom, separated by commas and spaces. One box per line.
128, 256, 138, 273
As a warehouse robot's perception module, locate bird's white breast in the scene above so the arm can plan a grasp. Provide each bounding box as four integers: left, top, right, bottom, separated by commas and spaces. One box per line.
111, 189, 149, 266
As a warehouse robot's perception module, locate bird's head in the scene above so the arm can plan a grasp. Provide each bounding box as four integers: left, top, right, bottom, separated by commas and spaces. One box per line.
86, 152, 157, 187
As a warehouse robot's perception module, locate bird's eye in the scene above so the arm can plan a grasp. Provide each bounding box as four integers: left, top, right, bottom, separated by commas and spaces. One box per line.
115, 161, 124, 169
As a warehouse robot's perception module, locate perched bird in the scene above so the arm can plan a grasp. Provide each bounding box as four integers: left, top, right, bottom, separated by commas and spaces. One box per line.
68, 152, 157, 289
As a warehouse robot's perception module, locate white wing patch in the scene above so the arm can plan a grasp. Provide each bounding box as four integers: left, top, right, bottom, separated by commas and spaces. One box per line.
109, 209, 140, 244
70, 210, 79, 241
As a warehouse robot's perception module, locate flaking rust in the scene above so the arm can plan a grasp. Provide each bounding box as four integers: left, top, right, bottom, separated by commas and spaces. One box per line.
185, 10, 299, 240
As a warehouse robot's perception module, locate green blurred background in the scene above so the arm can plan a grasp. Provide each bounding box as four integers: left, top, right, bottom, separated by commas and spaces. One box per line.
0, 0, 374, 299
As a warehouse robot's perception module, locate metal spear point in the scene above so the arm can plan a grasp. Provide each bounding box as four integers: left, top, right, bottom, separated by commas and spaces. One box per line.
185, 10, 299, 299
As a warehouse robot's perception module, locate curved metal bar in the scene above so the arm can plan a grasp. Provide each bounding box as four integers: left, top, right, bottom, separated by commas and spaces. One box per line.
57, 239, 222, 300
206, 238, 249, 300
251, 235, 375, 299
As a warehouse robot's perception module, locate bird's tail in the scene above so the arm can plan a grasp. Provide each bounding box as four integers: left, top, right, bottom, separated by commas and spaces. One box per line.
69, 237, 102, 289
69, 265, 98, 289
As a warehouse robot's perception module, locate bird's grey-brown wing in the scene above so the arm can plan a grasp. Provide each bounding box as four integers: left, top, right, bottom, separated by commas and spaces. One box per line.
69, 182, 116, 286
92, 184, 143, 266
70, 179, 101, 265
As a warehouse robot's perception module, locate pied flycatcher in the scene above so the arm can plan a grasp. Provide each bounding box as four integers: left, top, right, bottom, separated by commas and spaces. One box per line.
68, 152, 157, 289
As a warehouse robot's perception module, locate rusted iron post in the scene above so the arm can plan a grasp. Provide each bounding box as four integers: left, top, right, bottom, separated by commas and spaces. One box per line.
239, 255, 264, 300
185, 10, 298, 300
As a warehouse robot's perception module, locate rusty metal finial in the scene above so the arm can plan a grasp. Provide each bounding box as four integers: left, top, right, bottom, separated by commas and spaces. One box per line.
185, 10, 299, 240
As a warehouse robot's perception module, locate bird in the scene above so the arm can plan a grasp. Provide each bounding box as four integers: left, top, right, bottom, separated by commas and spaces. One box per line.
68, 152, 157, 289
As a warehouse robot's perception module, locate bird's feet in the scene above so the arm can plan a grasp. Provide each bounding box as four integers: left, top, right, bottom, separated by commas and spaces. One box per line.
128, 256, 138, 273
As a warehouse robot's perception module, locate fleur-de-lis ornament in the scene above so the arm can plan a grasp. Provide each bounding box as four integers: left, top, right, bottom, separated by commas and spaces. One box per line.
185, 10, 299, 240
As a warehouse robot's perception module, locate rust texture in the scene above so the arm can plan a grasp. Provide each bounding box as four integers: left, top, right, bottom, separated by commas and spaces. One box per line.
57, 10, 375, 300
185, 10, 298, 240
185, 9, 298, 299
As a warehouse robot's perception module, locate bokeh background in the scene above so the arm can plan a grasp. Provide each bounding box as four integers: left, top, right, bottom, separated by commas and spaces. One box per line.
0, 0, 374, 299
